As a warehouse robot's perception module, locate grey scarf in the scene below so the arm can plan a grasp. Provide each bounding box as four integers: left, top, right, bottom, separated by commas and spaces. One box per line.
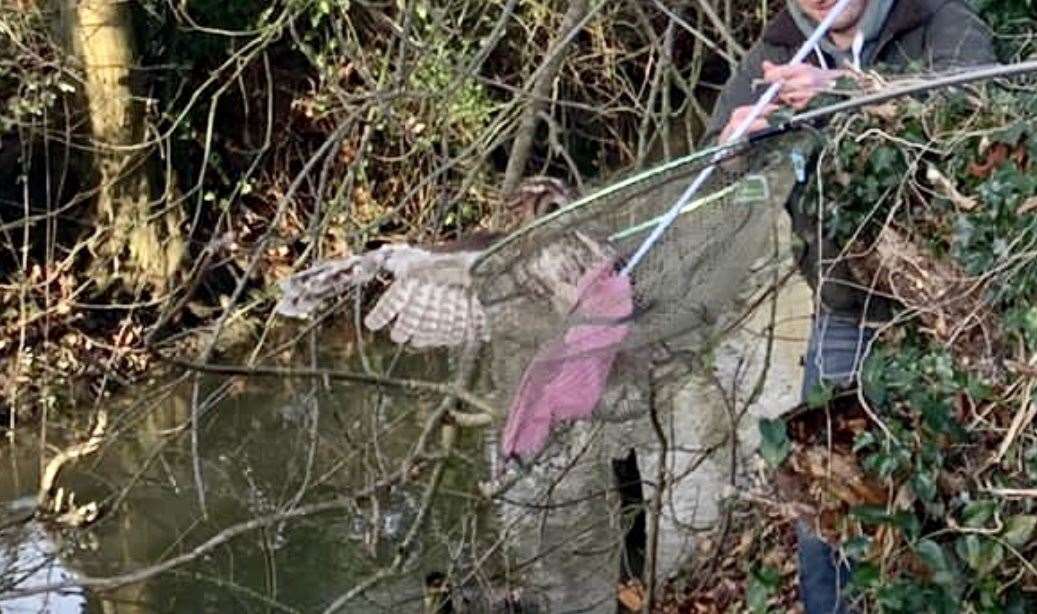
786, 0, 896, 68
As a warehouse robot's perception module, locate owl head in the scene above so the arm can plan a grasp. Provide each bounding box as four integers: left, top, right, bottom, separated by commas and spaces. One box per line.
502, 177, 575, 229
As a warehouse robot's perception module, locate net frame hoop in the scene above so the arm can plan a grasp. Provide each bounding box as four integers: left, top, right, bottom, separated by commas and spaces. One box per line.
472, 61, 1037, 274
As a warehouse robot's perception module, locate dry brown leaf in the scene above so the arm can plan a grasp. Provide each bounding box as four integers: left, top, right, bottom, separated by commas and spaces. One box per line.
848, 226, 1001, 370
863, 101, 900, 121
797, 447, 887, 507
617, 581, 645, 611
969, 143, 1010, 178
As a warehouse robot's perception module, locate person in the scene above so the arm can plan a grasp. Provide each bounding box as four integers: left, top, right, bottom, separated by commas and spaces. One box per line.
704, 0, 996, 612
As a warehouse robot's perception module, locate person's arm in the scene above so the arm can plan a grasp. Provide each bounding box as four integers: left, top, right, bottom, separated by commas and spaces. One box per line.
703, 42, 791, 145
925, 0, 998, 68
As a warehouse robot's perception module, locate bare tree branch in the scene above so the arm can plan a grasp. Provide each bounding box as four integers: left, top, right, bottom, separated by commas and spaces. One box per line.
501, 0, 591, 195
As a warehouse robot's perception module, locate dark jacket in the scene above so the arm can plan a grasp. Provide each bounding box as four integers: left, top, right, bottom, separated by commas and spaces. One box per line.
705, 0, 996, 321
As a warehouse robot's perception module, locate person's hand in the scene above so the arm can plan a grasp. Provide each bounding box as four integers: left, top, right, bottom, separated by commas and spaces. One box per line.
762, 60, 846, 110
718, 103, 779, 144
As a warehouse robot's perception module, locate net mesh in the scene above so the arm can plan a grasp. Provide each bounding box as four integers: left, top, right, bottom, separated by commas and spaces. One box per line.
473, 132, 813, 426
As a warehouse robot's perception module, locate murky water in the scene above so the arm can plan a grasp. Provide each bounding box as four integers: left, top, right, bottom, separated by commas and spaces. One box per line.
1, 335, 496, 613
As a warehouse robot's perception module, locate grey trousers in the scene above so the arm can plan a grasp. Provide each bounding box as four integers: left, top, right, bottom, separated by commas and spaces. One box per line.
801, 311, 875, 401
797, 311, 875, 614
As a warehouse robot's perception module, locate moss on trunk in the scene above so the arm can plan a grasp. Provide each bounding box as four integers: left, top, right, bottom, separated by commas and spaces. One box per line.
69, 0, 183, 292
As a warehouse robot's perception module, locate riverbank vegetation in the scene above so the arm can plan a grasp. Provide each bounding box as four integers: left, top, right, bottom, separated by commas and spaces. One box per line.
703, 83, 1037, 613
2, 0, 1036, 612
688, 10, 1037, 611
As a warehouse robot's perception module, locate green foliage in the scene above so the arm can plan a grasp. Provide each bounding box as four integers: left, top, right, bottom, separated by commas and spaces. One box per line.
970, 0, 1037, 60
952, 156, 1037, 306
955, 534, 1004, 577
914, 539, 960, 587
805, 381, 834, 408
746, 565, 781, 613
0, 7, 68, 133
758, 418, 791, 468
863, 341, 983, 441
805, 83, 1037, 611
1002, 515, 1037, 547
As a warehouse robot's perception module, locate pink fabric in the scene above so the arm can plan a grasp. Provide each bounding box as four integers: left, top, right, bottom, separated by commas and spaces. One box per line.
501, 261, 634, 460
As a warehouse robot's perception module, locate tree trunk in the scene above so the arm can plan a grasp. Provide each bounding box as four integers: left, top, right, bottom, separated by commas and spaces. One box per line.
501, 0, 590, 197
68, 0, 183, 291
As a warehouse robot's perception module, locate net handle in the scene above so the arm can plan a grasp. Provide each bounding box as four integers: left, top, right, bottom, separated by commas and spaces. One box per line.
619, 0, 857, 276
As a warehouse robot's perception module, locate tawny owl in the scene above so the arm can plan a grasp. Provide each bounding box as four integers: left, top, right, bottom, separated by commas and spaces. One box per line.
274, 178, 616, 348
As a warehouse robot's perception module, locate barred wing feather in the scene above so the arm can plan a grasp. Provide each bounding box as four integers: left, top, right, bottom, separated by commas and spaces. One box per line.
274, 255, 371, 319
275, 232, 613, 351
277, 244, 491, 347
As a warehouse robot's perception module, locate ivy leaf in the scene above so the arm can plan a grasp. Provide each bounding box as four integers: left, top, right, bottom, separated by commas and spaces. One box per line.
869, 144, 900, 173
911, 470, 938, 502
746, 565, 780, 613
891, 511, 922, 541
861, 352, 889, 406
996, 120, 1029, 145
853, 430, 877, 453
767, 107, 796, 127
1002, 515, 1037, 548
758, 418, 791, 468
955, 535, 1004, 576
915, 539, 958, 586
851, 505, 891, 524
849, 562, 880, 590
961, 500, 996, 528
843, 536, 873, 560
805, 382, 833, 408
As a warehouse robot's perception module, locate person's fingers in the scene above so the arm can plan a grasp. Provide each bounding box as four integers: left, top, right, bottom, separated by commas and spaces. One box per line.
737, 103, 779, 117
730, 105, 778, 129
763, 63, 842, 91
723, 121, 767, 143
729, 108, 751, 125
787, 90, 811, 104
780, 86, 812, 102
762, 60, 797, 81
762, 102, 780, 115
777, 77, 809, 97
762, 63, 782, 82
787, 94, 812, 110
763, 61, 811, 82
728, 103, 779, 123
722, 104, 780, 142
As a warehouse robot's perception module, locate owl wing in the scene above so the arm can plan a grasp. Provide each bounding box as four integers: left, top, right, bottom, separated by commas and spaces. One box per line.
363, 248, 490, 348
277, 230, 611, 348
274, 245, 426, 319
276, 244, 490, 348
274, 254, 371, 319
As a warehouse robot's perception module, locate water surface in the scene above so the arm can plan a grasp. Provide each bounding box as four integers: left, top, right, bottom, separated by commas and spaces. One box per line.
2, 335, 493, 613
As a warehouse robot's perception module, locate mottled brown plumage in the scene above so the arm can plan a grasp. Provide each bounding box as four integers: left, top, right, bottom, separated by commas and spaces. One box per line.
275, 178, 613, 348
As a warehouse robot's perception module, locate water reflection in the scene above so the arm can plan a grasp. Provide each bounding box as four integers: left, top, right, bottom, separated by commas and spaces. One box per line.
0, 337, 483, 613
1, 501, 86, 614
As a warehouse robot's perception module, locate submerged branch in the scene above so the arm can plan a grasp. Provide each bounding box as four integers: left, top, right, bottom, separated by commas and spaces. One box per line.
37, 409, 108, 510
0, 497, 354, 600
